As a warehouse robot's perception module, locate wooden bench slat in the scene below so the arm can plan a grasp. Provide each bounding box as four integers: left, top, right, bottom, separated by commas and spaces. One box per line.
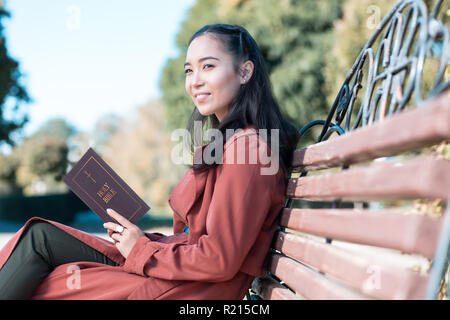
292, 94, 450, 172
268, 253, 372, 300
279, 208, 442, 258
287, 156, 450, 201
273, 231, 429, 299
251, 276, 301, 300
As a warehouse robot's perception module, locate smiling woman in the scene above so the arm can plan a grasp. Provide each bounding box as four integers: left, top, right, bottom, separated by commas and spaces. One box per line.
0, 23, 300, 300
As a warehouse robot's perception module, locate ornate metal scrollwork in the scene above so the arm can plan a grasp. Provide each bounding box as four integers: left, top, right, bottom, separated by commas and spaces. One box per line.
303, 0, 449, 143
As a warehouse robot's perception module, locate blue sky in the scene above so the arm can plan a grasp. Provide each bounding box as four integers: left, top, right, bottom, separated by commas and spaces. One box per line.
2, 0, 195, 151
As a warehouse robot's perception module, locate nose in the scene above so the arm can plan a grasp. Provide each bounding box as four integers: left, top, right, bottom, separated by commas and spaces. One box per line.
191, 71, 205, 88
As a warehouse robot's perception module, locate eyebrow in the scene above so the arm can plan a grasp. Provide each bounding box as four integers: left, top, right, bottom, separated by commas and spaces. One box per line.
184, 56, 220, 68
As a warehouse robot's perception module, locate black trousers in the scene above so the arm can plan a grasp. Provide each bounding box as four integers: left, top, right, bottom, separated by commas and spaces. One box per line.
0, 220, 118, 300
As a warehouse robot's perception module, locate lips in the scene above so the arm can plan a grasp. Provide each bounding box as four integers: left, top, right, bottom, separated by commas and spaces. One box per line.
194, 92, 211, 103
194, 92, 210, 98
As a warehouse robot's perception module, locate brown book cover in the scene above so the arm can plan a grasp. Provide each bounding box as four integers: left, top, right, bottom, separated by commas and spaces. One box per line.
63, 147, 150, 224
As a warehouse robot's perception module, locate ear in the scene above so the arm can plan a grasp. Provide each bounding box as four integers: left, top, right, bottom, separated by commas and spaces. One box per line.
239, 60, 254, 85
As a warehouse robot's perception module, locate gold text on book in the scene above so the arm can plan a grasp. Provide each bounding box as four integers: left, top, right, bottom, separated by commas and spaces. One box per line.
97, 182, 117, 204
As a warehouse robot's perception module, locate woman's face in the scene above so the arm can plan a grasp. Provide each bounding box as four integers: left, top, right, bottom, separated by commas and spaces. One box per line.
184, 34, 243, 122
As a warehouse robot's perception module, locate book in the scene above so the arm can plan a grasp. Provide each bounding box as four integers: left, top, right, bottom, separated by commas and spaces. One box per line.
63, 147, 150, 224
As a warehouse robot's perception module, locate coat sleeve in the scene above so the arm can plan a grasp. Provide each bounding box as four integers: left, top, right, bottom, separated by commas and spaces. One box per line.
144, 232, 166, 241
122, 137, 279, 282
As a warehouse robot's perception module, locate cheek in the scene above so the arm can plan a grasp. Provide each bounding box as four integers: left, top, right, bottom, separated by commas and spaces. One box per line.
185, 78, 190, 95
214, 72, 240, 99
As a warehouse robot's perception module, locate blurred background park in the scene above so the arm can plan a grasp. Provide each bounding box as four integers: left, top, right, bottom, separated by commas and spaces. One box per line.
0, 0, 448, 238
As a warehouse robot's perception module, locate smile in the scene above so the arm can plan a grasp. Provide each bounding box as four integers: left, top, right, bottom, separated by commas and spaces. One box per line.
195, 93, 211, 102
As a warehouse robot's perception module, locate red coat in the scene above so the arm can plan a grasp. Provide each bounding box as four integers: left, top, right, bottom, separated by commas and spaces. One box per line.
0, 126, 287, 299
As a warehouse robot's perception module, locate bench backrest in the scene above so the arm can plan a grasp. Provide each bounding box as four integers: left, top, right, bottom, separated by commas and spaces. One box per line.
251, 0, 450, 300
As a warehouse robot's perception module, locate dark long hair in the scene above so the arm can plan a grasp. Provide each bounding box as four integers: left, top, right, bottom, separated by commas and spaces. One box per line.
186, 23, 300, 177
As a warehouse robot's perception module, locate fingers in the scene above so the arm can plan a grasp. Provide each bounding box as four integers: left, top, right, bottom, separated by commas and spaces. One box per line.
107, 229, 114, 238
103, 222, 121, 232
106, 208, 134, 229
103, 221, 126, 244
104, 224, 120, 243
110, 231, 123, 243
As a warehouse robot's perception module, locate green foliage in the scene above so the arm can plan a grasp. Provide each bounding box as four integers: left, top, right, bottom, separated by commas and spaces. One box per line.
0, 150, 18, 181
230, 0, 343, 129
324, 0, 397, 107
26, 137, 68, 180
28, 118, 78, 142
0, 118, 75, 195
23, 118, 74, 181
175, 0, 221, 49
323, 0, 447, 108
0, 150, 20, 194
159, 0, 343, 142
0, 6, 31, 147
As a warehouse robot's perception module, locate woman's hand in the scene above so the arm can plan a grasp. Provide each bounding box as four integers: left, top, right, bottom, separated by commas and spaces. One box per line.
103, 208, 145, 259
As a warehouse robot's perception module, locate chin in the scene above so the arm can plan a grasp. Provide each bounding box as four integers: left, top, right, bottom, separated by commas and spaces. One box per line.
196, 107, 214, 117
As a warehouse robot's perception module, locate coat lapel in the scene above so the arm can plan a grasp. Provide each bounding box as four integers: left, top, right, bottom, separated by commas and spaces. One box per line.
168, 145, 209, 230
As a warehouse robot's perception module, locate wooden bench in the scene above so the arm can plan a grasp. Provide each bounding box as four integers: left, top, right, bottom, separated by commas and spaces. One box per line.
248, 0, 450, 300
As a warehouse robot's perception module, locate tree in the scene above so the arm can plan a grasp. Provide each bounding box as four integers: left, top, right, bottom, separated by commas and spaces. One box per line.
0, 4, 31, 147
324, 0, 444, 108
28, 118, 77, 142
25, 137, 68, 181
3, 118, 76, 195
0, 149, 20, 194
159, 0, 343, 144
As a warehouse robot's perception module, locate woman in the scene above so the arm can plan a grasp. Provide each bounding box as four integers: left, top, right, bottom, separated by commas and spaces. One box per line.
0, 24, 299, 300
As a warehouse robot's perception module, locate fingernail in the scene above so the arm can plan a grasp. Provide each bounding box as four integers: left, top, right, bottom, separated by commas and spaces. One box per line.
106, 208, 112, 214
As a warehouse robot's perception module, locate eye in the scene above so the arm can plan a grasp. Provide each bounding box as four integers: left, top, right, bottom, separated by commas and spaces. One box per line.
203, 64, 214, 70
184, 68, 192, 75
